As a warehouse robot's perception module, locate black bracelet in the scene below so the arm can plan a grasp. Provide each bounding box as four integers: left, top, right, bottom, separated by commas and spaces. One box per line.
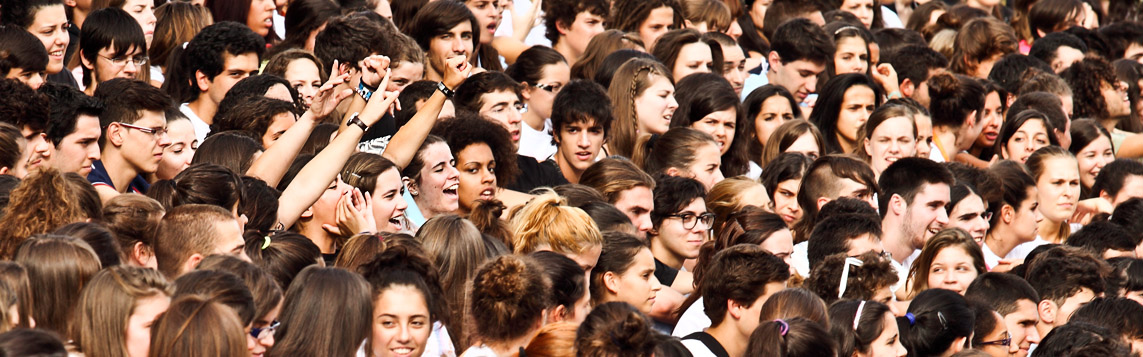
436, 81, 454, 98
347, 112, 368, 131
356, 81, 374, 101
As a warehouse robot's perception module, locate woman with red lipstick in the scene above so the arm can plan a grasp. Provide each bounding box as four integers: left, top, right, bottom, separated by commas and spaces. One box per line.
670, 73, 750, 177
1026, 146, 1081, 244
431, 112, 518, 215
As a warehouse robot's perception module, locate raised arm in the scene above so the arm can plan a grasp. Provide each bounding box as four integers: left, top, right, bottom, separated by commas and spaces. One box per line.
381, 55, 472, 169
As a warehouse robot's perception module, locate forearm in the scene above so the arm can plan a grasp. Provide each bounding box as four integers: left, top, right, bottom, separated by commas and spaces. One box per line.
382, 92, 446, 169
246, 113, 317, 187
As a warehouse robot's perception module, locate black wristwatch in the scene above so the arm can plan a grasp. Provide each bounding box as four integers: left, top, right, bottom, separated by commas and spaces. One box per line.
436, 81, 454, 98
347, 112, 369, 131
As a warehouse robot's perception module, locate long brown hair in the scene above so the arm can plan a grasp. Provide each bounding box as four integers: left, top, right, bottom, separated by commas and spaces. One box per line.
269, 266, 373, 357
0, 262, 33, 329
569, 30, 645, 81
0, 169, 93, 258
416, 214, 486, 348
73, 266, 173, 357
607, 58, 672, 158
149, 294, 248, 357
14, 234, 102, 337
906, 228, 987, 299
101, 194, 165, 266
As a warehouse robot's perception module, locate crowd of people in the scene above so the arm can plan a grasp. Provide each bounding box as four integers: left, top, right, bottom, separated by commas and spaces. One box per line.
0, 0, 1140, 355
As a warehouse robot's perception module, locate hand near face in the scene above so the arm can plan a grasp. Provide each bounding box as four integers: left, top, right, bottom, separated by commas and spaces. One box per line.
359, 55, 392, 89
442, 55, 473, 90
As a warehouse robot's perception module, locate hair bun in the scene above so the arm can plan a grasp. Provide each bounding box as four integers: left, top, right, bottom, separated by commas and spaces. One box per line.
928, 73, 959, 95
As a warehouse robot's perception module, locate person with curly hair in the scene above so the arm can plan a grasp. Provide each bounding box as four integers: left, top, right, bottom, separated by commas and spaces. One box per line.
430, 111, 519, 214
0, 169, 96, 258
805, 251, 899, 307
1061, 56, 1133, 151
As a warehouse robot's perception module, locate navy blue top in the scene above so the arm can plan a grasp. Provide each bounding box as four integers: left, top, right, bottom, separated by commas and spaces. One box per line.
87, 160, 151, 194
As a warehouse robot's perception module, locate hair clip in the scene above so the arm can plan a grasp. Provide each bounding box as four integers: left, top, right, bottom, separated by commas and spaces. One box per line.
905, 312, 915, 326
937, 311, 948, 330
853, 300, 867, 330
834, 25, 861, 36
775, 319, 789, 336
261, 235, 271, 250
838, 257, 865, 298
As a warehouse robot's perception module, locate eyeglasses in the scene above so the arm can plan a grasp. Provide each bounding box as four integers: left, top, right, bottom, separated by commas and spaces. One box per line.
99, 54, 148, 67
250, 320, 280, 341
115, 122, 168, 139
533, 83, 563, 93
979, 332, 1012, 347
666, 212, 715, 230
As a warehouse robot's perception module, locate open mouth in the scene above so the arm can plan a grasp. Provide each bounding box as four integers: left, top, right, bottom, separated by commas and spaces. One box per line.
479, 187, 495, 200
443, 183, 458, 198
388, 212, 405, 230
575, 151, 593, 161
390, 347, 415, 356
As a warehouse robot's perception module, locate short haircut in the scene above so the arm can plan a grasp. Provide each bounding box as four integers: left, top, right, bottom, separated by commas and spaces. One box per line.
210, 96, 296, 142
579, 158, 656, 204
1029, 32, 1088, 67
39, 83, 104, 146
0, 26, 48, 74
0, 78, 49, 133
793, 155, 878, 239
154, 204, 236, 278
94, 78, 172, 148
79, 8, 146, 87
807, 212, 883, 268
965, 272, 1041, 316
1066, 221, 1137, 257
313, 13, 388, 72
1033, 322, 1132, 356
701, 244, 790, 325
769, 18, 832, 65
551, 79, 613, 141
873, 28, 926, 63
165, 21, 265, 103
453, 71, 522, 113
172, 269, 256, 326
1093, 159, 1143, 200
1099, 22, 1143, 61
988, 54, 1053, 95
1025, 246, 1106, 305
805, 251, 899, 305
1070, 297, 1143, 340
886, 45, 948, 89
761, 0, 823, 41
650, 175, 707, 229
543, 0, 609, 45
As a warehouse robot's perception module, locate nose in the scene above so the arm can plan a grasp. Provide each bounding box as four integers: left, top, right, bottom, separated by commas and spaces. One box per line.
936, 207, 949, 226
158, 131, 172, 147
508, 107, 522, 125
396, 196, 409, 210
888, 140, 900, 153
123, 60, 138, 75
577, 132, 590, 148
451, 38, 465, 53
650, 275, 662, 292
1026, 326, 1041, 344
806, 78, 817, 93
667, 94, 679, 110
87, 143, 101, 161
638, 215, 653, 233
481, 168, 495, 184
397, 324, 411, 342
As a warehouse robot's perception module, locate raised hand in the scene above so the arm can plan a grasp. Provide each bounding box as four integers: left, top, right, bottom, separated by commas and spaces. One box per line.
309, 60, 354, 119
359, 55, 392, 90
442, 54, 473, 90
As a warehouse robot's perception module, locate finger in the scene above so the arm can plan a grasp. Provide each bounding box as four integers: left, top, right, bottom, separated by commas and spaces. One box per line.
331, 60, 339, 78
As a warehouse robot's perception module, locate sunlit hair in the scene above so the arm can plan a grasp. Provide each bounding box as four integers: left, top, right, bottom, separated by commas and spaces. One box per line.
607, 58, 672, 158
906, 228, 987, 298
73, 266, 173, 357
510, 191, 603, 255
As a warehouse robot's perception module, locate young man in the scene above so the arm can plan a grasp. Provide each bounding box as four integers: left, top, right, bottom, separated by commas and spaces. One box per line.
1029, 32, 1087, 74
580, 158, 656, 238
543, 0, 608, 66
164, 21, 264, 142
0, 26, 49, 90
40, 82, 102, 176
682, 244, 789, 357
740, 18, 831, 103
706, 32, 747, 97
648, 175, 706, 292
1099, 21, 1143, 63
877, 158, 953, 274
548, 79, 611, 184
454, 71, 566, 191
806, 211, 886, 269
966, 272, 1044, 357
885, 45, 948, 108
312, 13, 390, 119
154, 204, 249, 279
1024, 246, 1107, 344
408, 1, 477, 82
1093, 159, 1143, 209
1065, 221, 1139, 259
0, 79, 52, 177
89, 78, 171, 201
788, 155, 878, 275
1060, 57, 1131, 150
1070, 297, 1143, 355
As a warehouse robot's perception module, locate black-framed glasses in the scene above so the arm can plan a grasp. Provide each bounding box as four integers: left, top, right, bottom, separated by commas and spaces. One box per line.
978, 332, 1011, 347
666, 212, 715, 230
250, 320, 280, 341
533, 83, 563, 93
115, 122, 168, 139
99, 54, 148, 67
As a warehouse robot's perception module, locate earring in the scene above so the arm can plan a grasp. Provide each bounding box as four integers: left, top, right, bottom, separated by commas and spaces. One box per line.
408, 185, 419, 196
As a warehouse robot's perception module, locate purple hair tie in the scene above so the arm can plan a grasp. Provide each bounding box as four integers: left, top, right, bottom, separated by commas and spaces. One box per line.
775, 319, 789, 336
905, 312, 916, 326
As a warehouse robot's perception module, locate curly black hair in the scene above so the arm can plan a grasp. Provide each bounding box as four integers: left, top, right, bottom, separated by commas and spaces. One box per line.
430, 111, 520, 187
1060, 56, 1120, 120
164, 21, 266, 103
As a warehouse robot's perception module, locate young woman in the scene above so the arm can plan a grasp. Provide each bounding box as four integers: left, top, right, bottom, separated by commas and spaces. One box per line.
906, 228, 987, 297
340, 152, 409, 233
1069, 119, 1115, 198
949, 17, 1018, 79
101, 194, 163, 268
532, 251, 590, 324
505, 46, 570, 161
944, 183, 992, 242
203, 0, 277, 40
760, 152, 814, 228
707, 178, 771, 234
269, 266, 373, 357
670, 72, 748, 177
982, 161, 1043, 269
633, 127, 724, 191
1025, 146, 1081, 244
817, 22, 874, 90
743, 85, 802, 172
432, 113, 519, 214
149, 2, 212, 85
651, 29, 722, 81
148, 295, 247, 356
458, 0, 503, 72
825, 0, 884, 29
590, 232, 663, 315
416, 214, 488, 349
263, 49, 326, 109
13, 235, 102, 338
194, 255, 284, 357
809, 73, 883, 155
805, 251, 899, 306
358, 242, 449, 357
464, 255, 552, 356
4, 0, 72, 83
400, 136, 460, 226
898, 289, 975, 356
928, 73, 987, 162
608, 58, 677, 158
575, 302, 656, 356
569, 30, 646, 81
511, 192, 604, 273
155, 111, 197, 181
608, 0, 684, 52
859, 105, 917, 178
746, 318, 838, 357
77, 8, 147, 95
0, 123, 26, 177
963, 81, 1007, 166
760, 120, 825, 166
648, 176, 708, 295
828, 300, 907, 357
72, 265, 172, 357
994, 109, 1057, 163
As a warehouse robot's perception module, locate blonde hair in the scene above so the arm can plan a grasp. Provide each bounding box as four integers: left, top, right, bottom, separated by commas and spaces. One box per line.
510, 192, 603, 255
707, 177, 766, 238
73, 265, 173, 357
607, 58, 672, 158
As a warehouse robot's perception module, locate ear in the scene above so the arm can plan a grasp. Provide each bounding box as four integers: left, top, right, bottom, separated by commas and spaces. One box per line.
183, 253, 205, 274
863, 137, 872, 156
194, 70, 212, 93
520, 82, 533, 101
548, 305, 568, 323
1006, 93, 1017, 107
684, 19, 695, 29
300, 206, 314, 219
80, 50, 94, 70
726, 299, 747, 320
555, 19, 571, 35
964, 110, 979, 129
816, 197, 831, 211
1038, 300, 1056, 325
63, 0, 77, 6
404, 177, 419, 196
900, 79, 915, 98
1001, 204, 1016, 224
1000, 145, 1010, 160
767, 52, 782, 72
131, 242, 153, 266
603, 271, 622, 295
951, 336, 968, 353
890, 194, 907, 216
665, 166, 682, 177
0, 167, 8, 175
107, 123, 126, 147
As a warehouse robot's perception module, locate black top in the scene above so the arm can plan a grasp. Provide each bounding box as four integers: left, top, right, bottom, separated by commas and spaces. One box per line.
508, 155, 567, 192
683, 332, 731, 357
654, 257, 680, 288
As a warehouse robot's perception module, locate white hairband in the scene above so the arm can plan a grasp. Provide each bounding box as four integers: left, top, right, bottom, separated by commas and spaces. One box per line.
838, 256, 865, 298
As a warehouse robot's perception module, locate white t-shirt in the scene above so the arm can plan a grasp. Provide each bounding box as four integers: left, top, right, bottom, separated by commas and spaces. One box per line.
494, 0, 552, 48
672, 297, 710, 338
517, 120, 555, 160
179, 103, 211, 143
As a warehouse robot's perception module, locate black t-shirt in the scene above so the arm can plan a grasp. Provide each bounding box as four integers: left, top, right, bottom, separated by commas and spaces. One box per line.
654, 258, 680, 288
509, 155, 567, 192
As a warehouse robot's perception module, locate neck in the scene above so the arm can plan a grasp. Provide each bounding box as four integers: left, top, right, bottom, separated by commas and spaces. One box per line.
425, 64, 445, 83
553, 41, 579, 67
984, 226, 1021, 258
650, 238, 684, 269
706, 321, 747, 357
838, 134, 856, 154
1101, 118, 1120, 133
1036, 321, 1055, 345
933, 126, 958, 160
84, 80, 97, 96
522, 108, 545, 131
73, 10, 89, 30
481, 334, 534, 357
299, 221, 335, 254
1038, 219, 1066, 244
966, 0, 992, 10
100, 150, 140, 194
554, 150, 582, 184
882, 220, 913, 264
187, 96, 217, 125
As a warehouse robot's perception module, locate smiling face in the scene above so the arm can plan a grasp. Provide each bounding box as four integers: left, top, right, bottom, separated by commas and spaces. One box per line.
926, 246, 979, 294
371, 285, 431, 357
653, 198, 709, 263
125, 294, 171, 357
455, 143, 497, 213
975, 91, 1003, 149
373, 168, 409, 232
837, 85, 877, 146
413, 142, 460, 218
1102, 80, 1131, 118
900, 183, 951, 250
284, 58, 322, 108
640, 7, 676, 51
27, 4, 71, 74
691, 108, 737, 155
672, 42, 714, 81
246, 0, 277, 37
121, 0, 157, 46
1002, 119, 1050, 163
865, 116, 916, 175
606, 248, 662, 314
428, 22, 474, 76
464, 0, 500, 44
633, 74, 677, 135
834, 36, 869, 75
947, 193, 990, 242
1035, 156, 1080, 224
1076, 135, 1114, 190
754, 95, 796, 148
